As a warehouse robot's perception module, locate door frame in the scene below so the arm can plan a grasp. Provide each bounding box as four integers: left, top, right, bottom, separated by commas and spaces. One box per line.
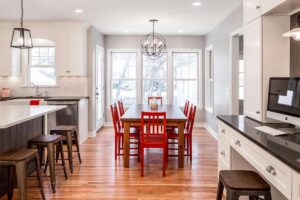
229, 27, 244, 115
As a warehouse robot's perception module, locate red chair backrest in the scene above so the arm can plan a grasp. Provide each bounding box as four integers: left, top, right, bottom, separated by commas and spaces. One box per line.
148, 96, 163, 106
185, 104, 197, 135
118, 100, 125, 116
141, 111, 167, 142
110, 103, 121, 134
183, 100, 189, 116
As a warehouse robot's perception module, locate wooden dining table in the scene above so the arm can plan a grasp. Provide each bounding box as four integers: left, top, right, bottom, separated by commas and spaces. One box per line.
121, 104, 187, 168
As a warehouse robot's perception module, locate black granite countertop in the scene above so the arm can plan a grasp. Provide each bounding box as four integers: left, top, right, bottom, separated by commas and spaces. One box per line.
217, 115, 300, 173
0, 96, 89, 101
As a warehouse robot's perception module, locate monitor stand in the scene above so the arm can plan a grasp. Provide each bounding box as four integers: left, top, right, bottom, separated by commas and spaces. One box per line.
278, 127, 300, 134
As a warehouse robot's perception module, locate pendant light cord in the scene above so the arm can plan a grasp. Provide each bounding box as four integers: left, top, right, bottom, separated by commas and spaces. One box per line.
20, 0, 24, 28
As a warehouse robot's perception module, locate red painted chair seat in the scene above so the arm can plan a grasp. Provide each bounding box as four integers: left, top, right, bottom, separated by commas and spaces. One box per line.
143, 135, 166, 148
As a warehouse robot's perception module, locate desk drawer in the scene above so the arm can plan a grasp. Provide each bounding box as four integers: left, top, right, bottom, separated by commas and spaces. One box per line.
217, 120, 233, 142
231, 131, 292, 199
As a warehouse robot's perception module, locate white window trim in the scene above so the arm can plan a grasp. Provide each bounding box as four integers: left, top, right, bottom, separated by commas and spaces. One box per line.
107, 48, 203, 109
204, 45, 214, 113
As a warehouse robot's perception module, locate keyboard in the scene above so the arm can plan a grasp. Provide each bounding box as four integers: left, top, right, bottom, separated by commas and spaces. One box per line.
254, 126, 287, 136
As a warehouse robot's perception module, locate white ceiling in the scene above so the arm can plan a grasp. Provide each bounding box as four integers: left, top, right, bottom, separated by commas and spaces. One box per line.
0, 0, 242, 35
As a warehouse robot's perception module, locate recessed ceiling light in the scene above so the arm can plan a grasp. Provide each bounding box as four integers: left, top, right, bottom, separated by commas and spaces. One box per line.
75, 9, 83, 13
192, 1, 202, 6
123, 30, 129, 33
178, 30, 184, 33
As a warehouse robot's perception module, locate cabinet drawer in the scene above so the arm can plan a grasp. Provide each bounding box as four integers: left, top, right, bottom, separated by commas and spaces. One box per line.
217, 120, 232, 142
218, 140, 230, 167
231, 132, 292, 198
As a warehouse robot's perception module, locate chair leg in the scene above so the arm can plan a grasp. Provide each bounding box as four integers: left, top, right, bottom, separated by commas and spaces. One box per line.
216, 180, 224, 200
47, 143, 56, 193
141, 147, 144, 177
7, 166, 14, 200
74, 131, 82, 163
163, 147, 166, 177
59, 141, 68, 179
66, 131, 74, 173
34, 155, 45, 200
15, 161, 27, 200
115, 135, 118, 160
189, 136, 192, 162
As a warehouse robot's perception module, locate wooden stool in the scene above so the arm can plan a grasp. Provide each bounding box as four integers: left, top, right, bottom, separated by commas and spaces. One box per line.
28, 135, 68, 193
0, 149, 45, 200
216, 170, 272, 200
50, 125, 82, 173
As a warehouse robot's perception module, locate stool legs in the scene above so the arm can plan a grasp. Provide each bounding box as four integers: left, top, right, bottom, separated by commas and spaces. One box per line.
216, 180, 224, 200
7, 166, 14, 200
47, 142, 56, 193
34, 155, 45, 200
15, 161, 27, 200
59, 140, 68, 179
66, 131, 74, 173
74, 131, 82, 163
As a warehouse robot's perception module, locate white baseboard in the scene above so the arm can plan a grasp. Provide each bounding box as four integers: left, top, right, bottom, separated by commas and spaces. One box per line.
88, 131, 97, 138
104, 122, 113, 127
203, 123, 218, 140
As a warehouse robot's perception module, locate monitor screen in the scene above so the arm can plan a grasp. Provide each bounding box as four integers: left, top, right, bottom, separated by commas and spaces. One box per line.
268, 77, 300, 117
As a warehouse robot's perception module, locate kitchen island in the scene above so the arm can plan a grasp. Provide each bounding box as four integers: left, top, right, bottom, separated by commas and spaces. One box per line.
0, 105, 65, 196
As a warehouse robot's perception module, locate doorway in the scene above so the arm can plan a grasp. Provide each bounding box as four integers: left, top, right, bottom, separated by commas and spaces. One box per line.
95, 45, 105, 129
230, 29, 244, 115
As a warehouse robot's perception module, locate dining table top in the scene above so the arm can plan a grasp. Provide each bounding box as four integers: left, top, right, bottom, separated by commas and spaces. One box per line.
121, 104, 187, 122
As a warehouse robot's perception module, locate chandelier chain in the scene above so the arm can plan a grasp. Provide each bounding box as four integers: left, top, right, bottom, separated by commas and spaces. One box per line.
20, 0, 24, 28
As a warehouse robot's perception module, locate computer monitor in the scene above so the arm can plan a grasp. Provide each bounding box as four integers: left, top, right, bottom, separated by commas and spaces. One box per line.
267, 77, 300, 128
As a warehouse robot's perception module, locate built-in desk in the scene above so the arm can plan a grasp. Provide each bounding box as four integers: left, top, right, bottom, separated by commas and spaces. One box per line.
217, 115, 300, 200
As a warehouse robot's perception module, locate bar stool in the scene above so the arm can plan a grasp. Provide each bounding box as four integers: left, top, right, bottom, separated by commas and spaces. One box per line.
0, 149, 45, 200
28, 135, 68, 193
216, 170, 272, 200
50, 125, 82, 173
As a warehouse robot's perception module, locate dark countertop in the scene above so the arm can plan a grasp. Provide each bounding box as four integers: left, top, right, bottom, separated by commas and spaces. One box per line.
217, 115, 300, 173
0, 96, 89, 101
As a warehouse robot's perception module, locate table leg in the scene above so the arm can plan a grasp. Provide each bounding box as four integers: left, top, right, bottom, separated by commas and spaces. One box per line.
124, 122, 130, 168
178, 122, 185, 168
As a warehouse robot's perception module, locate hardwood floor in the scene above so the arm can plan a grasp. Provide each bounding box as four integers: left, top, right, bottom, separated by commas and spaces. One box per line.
2, 127, 218, 200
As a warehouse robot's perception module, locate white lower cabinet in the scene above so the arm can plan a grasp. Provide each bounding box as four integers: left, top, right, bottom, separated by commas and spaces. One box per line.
293, 171, 300, 200
218, 119, 296, 199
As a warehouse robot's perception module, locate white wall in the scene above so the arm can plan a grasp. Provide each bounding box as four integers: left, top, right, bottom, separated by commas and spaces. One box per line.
104, 35, 206, 124
204, 5, 243, 131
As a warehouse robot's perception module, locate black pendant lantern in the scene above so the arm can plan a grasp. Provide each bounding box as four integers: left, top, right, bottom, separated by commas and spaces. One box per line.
141, 19, 167, 60
10, 0, 33, 49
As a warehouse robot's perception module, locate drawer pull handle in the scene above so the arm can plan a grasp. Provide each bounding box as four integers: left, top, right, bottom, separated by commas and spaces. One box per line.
266, 165, 277, 176
220, 151, 225, 156
256, 111, 261, 114
235, 140, 241, 147
221, 129, 226, 134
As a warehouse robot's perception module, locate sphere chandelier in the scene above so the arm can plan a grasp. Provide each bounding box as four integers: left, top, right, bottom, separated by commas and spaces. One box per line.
141, 19, 167, 60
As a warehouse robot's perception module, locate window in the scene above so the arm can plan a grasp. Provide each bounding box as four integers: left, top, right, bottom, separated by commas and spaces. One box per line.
29, 47, 56, 86
142, 54, 167, 104
111, 52, 137, 106
173, 52, 199, 106
205, 46, 214, 112
239, 60, 245, 100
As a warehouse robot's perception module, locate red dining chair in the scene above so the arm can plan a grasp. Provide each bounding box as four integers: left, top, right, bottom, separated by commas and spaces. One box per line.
118, 100, 125, 127
110, 103, 140, 160
148, 96, 163, 106
167, 104, 197, 162
183, 100, 190, 117
140, 111, 167, 177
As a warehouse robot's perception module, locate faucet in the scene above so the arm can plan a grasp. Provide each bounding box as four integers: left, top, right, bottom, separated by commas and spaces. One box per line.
31, 82, 42, 97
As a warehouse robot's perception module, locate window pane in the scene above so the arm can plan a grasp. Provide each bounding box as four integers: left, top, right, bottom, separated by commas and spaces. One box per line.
173, 53, 198, 79
39, 48, 48, 56
31, 48, 39, 57
31, 57, 39, 65
143, 80, 167, 104
174, 80, 198, 106
239, 73, 244, 86
143, 54, 167, 79
30, 67, 56, 86
239, 87, 244, 100
112, 80, 136, 106
112, 53, 136, 79
30, 47, 55, 66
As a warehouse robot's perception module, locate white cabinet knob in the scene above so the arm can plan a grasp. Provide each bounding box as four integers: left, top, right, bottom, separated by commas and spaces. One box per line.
266, 165, 276, 176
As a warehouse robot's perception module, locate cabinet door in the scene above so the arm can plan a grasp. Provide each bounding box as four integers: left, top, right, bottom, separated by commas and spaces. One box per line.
0, 29, 20, 76
243, 0, 261, 24
244, 18, 263, 122
54, 30, 69, 76
68, 30, 87, 76
261, 0, 287, 15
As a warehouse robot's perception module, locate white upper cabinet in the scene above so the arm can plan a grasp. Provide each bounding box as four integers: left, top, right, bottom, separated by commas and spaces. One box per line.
244, 18, 263, 122
260, 0, 287, 15
0, 29, 21, 76
243, 0, 261, 24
